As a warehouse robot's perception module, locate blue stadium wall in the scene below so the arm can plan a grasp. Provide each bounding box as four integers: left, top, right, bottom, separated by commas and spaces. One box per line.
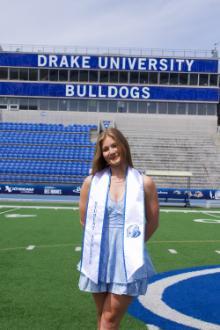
0, 52, 219, 112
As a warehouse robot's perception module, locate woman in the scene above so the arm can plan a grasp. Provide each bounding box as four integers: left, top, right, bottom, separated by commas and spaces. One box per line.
78, 128, 159, 330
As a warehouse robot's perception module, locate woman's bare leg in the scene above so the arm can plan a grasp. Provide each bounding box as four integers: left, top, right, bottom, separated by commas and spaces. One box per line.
100, 293, 133, 330
92, 292, 108, 330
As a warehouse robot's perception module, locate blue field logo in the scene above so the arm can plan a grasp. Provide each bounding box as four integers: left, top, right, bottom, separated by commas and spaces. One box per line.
128, 265, 220, 330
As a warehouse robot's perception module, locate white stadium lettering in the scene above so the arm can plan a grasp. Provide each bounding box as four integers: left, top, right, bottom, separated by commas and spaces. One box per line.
98, 56, 108, 69
176, 59, 185, 71
121, 57, 126, 69
138, 58, 147, 70
66, 85, 74, 96
38, 55, 47, 66
65, 85, 151, 99
170, 58, 175, 71
110, 57, 120, 70
38, 55, 83, 68
82, 56, 91, 68
148, 58, 157, 70
70, 56, 80, 68
127, 57, 137, 70
186, 59, 194, 71
130, 87, 139, 99
142, 87, 150, 99
49, 55, 58, 67
60, 56, 69, 68
159, 58, 168, 71
108, 86, 118, 98
119, 86, 129, 98
37, 54, 196, 71
77, 85, 87, 97
88, 85, 97, 98
98, 85, 106, 98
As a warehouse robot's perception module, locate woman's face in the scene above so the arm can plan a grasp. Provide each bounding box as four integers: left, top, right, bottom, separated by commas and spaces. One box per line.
101, 135, 123, 167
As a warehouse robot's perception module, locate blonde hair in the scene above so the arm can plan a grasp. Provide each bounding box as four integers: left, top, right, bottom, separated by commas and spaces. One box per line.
91, 128, 133, 175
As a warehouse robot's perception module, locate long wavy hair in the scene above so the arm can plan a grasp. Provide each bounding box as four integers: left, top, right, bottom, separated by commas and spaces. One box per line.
91, 128, 133, 175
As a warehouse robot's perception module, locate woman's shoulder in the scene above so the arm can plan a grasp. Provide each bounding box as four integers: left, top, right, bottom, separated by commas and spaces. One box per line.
80, 175, 92, 193
80, 175, 93, 201
142, 174, 157, 193
82, 175, 93, 187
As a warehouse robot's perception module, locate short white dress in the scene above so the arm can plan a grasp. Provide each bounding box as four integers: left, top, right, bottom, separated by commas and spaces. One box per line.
78, 194, 156, 296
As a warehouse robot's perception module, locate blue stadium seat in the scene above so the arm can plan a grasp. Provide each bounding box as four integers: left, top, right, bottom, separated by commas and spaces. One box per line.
0, 121, 96, 185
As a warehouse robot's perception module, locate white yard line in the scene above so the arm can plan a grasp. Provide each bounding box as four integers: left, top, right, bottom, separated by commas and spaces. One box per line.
0, 246, 26, 251
0, 240, 219, 252
26, 245, 36, 251
0, 205, 78, 210
0, 205, 219, 213
149, 240, 220, 244
203, 212, 220, 219
0, 208, 19, 215
161, 209, 220, 214
168, 249, 178, 254
0, 242, 81, 252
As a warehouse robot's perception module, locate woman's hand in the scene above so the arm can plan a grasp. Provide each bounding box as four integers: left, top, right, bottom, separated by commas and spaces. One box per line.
143, 175, 159, 241
79, 175, 92, 226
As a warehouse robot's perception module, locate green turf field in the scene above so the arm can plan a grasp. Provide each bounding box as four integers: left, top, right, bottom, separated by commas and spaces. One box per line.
0, 202, 220, 330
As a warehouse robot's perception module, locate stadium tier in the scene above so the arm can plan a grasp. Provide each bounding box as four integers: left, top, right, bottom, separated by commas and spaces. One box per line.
0, 44, 219, 115
0, 44, 219, 196
117, 114, 220, 189
0, 121, 96, 185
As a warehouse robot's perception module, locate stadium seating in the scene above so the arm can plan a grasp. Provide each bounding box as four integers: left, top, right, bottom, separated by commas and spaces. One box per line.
0, 122, 97, 185
117, 114, 220, 189
0, 112, 219, 190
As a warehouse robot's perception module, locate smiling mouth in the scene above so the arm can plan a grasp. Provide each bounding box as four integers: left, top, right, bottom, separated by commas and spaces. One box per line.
110, 155, 119, 160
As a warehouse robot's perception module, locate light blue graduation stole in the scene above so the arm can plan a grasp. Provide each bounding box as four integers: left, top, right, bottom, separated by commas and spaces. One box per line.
80, 166, 145, 284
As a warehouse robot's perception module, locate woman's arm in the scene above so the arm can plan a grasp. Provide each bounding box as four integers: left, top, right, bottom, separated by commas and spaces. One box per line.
143, 175, 159, 241
79, 175, 92, 226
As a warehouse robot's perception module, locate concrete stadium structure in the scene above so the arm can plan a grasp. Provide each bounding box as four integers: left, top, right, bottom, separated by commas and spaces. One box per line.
0, 44, 219, 190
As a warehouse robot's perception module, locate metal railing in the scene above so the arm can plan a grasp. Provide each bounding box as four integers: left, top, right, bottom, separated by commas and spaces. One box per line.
0, 43, 218, 58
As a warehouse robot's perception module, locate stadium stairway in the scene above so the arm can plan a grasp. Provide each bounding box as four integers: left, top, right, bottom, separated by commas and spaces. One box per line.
117, 115, 220, 189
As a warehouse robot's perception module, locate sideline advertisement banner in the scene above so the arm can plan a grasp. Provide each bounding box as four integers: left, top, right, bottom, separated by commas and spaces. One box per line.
0, 184, 81, 196
158, 188, 220, 200
0, 184, 220, 200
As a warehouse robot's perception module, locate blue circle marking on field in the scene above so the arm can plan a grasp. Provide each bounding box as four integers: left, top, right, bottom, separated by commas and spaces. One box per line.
128, 265, 220, 330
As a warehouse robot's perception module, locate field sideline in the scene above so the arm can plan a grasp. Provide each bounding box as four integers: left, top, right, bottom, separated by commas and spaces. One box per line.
0, 201, 220, 329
